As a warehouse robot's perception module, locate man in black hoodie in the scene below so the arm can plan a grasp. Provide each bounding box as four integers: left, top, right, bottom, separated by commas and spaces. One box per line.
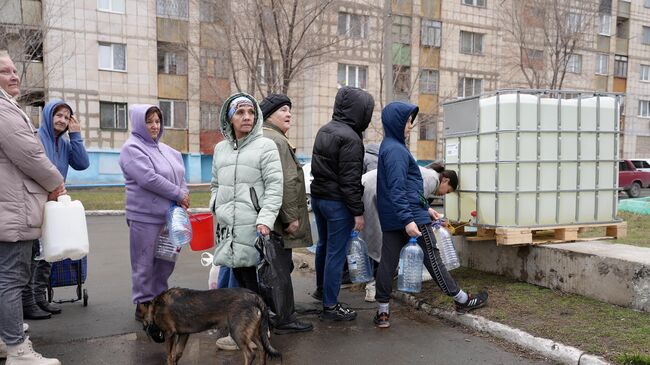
310, 86, 375, 321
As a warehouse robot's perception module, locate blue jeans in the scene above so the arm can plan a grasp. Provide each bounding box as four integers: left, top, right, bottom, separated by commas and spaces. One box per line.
312, 197, 354, 307
217, 266, 239, 288
0, 240, 32, 346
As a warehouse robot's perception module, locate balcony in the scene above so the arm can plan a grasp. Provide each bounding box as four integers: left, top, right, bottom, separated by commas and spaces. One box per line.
617, 0, 630, 19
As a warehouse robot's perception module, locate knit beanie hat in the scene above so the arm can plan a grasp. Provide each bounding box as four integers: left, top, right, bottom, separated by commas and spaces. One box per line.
260, 94, 292, 120
227, 96, 254, 121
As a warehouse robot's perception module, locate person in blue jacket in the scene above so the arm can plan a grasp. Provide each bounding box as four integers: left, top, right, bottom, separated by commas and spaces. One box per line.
22, 100, 89, 319
373, 101, 488, 328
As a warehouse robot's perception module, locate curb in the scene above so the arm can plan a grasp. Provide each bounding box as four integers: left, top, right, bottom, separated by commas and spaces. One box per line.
85, 208, 211, 216
391, 291, 610, 365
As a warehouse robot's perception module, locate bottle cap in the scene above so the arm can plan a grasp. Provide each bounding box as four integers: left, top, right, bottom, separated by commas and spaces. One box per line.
408, 237, 418, 244
471, 210, 477, 217
351, 230, 359, 238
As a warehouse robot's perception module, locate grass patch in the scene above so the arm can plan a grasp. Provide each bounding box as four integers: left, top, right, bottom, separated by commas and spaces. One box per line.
617, 353, 650, 365
413, 268, 650, 364
68, 185, 212, 211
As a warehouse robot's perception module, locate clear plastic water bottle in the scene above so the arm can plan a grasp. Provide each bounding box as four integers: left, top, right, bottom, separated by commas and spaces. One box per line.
155, 226, 181, 262
432, 221, 460, 270
346, 231, 373, 283
167, 205, 192, 247
398, 237, 424, 293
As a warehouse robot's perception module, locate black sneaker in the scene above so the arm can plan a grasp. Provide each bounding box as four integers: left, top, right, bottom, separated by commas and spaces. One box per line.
311, 288, 323, 301
320, 303, 357, 321
373, 311, 390, 328
454, 290, 488, 314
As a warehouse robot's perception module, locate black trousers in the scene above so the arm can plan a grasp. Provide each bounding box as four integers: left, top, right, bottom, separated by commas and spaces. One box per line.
375, 224, 460, 303
232, 266, 259, 294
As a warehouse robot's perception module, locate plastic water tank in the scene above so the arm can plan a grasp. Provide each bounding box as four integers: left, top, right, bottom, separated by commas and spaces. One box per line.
41, 195, 89, 262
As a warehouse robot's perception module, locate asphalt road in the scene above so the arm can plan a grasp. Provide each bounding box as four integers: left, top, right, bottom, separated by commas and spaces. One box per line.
5, 216, 552, 365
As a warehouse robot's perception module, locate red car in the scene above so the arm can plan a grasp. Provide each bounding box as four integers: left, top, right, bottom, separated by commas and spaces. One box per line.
619, 160, 650, 198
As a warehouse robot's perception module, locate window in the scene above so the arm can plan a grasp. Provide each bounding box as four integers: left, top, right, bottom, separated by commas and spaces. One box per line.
566, 13, 583, 33
614, 55, 628, 78
462, 0, 486, 7
640, 100, 650, 117
200, 102, 220, 130
256, 60, 279, 85
596, 54, 608, 75
392, 16, 412, 44
641, 64, 650, 81
200, 49, 228, 78
523, 48, 544, 69
460, 31, 484, 54
598, 14, 611, 35
99, 102, 127, 130
393, 66, 411, 100
458, 77, 482, 97
421, 20, 441, 47
619, 161, 631, 171
632, 160, 650, 169
159, 100, 188, 129
567, 54, 582, 74
157, 42, 188, 75
98, 0, 125, 13
337, 63, 368, 89
156, 0, 188, 19
418, 114, 436, 141
419, 69, 438, 94
98, 42, 126, 71
337, 12, 368, 39
643, 26, 650, 45
645, 0, 650, 8
199, 0, 217, 22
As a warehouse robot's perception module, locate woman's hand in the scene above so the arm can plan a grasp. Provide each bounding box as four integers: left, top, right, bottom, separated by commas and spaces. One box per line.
48, 183, 66, 201
428, 208, 442, 220
285, 220, 300, 234
405, 222, 421, 237
257, 224, 270, 236
178, 193, 190, 209
354, 215, 365, 232
68, 115, 81, 133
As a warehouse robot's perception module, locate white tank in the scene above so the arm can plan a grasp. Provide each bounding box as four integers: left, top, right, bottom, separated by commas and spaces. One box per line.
443, 91, 620, 227
41, 195, 89, 262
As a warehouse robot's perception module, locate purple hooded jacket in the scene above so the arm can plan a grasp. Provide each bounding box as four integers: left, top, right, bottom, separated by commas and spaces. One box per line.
119, 104, 187, 224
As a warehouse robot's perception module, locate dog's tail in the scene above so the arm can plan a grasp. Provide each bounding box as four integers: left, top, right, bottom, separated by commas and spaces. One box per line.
257, 296, 282, 359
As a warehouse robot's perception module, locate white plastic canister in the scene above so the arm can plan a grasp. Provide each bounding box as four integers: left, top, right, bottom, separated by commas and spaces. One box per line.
41, 195, 89, 262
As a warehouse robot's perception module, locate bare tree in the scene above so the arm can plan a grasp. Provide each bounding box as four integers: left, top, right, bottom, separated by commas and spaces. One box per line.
210, 0, 340, 97
498, 0, 598, 90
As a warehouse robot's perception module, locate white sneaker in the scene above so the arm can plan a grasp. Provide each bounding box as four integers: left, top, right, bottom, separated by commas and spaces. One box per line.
215, 334, 258, 351
6, 337, 60, 365
1, 340, 6, 359
422, 270, 433, 282
23, 323, 29, 333
215, 335, 238, 351
365, 280, 376, 302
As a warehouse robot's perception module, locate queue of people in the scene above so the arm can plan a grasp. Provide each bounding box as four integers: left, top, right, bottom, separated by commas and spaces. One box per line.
0, 46, 488, 364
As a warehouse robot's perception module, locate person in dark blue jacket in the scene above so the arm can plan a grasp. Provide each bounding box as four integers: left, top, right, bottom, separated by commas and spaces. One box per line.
22, 100, 89, 319
373, 101, 487, 328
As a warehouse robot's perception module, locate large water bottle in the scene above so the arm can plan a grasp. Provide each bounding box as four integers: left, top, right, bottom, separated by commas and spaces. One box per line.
433, 221, 460, 270
346, 231, 373, 283
398, 237, 424, 293
155, 226, 181, 262
167, 205, 192, 247
41, 195, 89, 262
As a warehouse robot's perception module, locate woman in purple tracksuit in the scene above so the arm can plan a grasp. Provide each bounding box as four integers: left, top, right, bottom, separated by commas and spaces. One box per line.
119, 104, 189, 321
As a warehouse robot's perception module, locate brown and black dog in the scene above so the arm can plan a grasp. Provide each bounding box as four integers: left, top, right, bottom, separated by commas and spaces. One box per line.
142, 287, 281, 365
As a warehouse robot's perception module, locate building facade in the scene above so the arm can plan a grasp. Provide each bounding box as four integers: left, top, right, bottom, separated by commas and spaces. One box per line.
1, 0, 649, 184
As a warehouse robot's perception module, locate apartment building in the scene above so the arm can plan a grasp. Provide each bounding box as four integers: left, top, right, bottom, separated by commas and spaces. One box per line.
1, 0, 648, 184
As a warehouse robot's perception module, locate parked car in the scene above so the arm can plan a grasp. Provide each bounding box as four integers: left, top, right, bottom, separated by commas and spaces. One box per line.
619, 160, 650, 198
630, 159, 650, 172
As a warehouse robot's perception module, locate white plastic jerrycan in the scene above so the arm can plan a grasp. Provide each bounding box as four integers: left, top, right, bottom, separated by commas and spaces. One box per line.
41, 195, 89, 262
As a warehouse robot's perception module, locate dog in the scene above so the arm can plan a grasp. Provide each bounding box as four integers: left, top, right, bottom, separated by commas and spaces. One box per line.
142, 287, 281, 365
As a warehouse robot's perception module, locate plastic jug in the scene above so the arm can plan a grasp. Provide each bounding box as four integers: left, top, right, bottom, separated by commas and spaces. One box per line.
433, 221, 460, 270
154, 226, 181, 262
41, 195, 89, 262
346, 231, 373, 283
398, 237, 424, 293
167, 205, 192, 247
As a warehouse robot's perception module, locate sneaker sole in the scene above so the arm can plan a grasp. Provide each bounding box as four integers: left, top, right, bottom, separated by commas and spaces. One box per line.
455, 301, 487, 314
273, 326, 314, 335
319, 314, 357, 322
374, 322, 390, 328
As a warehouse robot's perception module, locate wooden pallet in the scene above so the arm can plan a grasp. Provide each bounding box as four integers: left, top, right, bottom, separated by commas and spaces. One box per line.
465, 221, 627, 246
